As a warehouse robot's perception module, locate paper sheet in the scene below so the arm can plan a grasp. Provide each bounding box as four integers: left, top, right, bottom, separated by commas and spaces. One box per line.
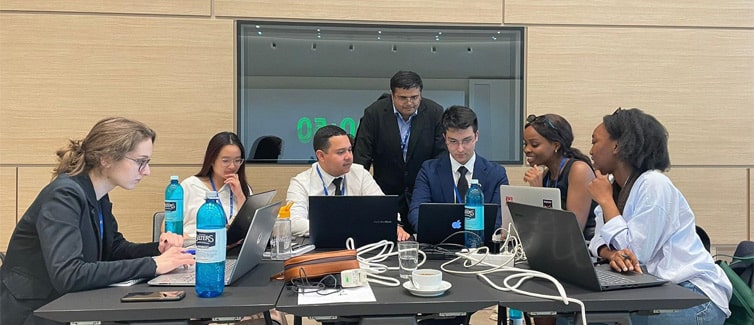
297, 284, 376, 305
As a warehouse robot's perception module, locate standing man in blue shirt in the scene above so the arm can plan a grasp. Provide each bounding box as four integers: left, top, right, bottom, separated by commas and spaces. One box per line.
353, 71, 446, 236
409, 105, 509, 233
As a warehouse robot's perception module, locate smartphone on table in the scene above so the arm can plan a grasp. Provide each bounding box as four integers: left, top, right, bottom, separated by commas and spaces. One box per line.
121, 291, 186, 302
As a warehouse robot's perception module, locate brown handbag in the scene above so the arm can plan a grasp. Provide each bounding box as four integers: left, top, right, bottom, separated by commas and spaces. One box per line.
278, 249, 360, 281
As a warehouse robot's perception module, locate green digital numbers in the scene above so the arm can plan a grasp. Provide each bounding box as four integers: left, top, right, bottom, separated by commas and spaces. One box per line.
297, 117, 358, 143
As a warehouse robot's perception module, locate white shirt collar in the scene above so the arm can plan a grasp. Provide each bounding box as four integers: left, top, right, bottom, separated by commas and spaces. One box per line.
449, 152, 476, 176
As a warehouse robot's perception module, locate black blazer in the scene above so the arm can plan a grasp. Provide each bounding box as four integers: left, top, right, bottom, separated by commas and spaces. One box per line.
1, 173, 159, 324
353, 97, 446, 196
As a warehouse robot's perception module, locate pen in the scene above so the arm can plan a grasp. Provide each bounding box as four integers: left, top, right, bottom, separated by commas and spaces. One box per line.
183, 249, 196, 255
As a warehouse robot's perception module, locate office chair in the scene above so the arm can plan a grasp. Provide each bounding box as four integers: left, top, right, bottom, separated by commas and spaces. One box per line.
153, 212, 165, 242
696, 226, 711, 253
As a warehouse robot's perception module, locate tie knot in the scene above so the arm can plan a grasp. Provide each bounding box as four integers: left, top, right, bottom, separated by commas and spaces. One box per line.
458, 166, 468, 176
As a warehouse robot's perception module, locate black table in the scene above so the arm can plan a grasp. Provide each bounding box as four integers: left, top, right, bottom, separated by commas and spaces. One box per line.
475, 265, 708, 324
276, 260, 498, 324
35, 261, 285, 324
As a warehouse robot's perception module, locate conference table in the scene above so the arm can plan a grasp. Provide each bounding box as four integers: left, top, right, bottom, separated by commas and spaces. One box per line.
34, 261, 285, 324
35, 259, 708, 325
276, 260, 709, 325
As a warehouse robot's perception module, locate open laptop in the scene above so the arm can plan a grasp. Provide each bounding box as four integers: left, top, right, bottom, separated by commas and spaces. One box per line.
416, 203, 500, 247
227, 189, 277, 244
507, 202, 667, 291
500, 185, 561, 235
148, 201, 281, 286
308, 195, 398, 248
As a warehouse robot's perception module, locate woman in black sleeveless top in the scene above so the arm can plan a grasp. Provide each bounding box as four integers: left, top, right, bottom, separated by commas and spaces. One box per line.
522, 114, 597, 240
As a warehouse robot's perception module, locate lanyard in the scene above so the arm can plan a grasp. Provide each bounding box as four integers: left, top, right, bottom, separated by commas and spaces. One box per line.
209, 177, 233, 221
316, 165, 346, 196
545, 157, 568, 188
97, 206, 104, 241
396, 113, 412, 161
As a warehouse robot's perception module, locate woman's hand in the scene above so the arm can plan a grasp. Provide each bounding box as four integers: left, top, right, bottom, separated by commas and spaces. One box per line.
224, 173, 246, 206
153, 246, 195, 275
587, 170, 614, 206
157, 232, 184, 253
523, 165, 545, 187
605, 248, 642, 273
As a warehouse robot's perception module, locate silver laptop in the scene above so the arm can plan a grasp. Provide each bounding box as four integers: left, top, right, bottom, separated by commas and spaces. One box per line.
148, 201, 281, 286
499, 185, 561, 235
227, 189, 277, 244
508, 202, 667, 291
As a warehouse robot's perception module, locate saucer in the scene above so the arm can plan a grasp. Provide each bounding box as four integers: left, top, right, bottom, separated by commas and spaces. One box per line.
402, 280, 452, 297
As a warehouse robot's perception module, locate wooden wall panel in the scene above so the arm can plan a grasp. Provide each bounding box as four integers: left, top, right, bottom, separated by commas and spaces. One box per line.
0, 14, 235, 165
526, 27, 754, 166
666, 168, 747, 245
0, 167, 16, 251
505, 0, 754, 28
247, 165, 310, 204
750, 169, 753, 240
215, 0, 503, 24
0, 0, 210, 16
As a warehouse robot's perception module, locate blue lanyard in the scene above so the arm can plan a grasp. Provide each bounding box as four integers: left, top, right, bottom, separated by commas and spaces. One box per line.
316, 165, 346, 196
396, 113, 412, 161
545, 157, 568, 188
209, 177, 233, 220
97, 207, 104, 241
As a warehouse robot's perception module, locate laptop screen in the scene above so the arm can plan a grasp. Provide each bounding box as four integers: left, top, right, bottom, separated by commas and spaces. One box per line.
308, 195, 398, 248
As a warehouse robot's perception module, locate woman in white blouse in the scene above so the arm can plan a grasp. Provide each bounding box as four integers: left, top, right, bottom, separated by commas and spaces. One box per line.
182, 132, 252, 240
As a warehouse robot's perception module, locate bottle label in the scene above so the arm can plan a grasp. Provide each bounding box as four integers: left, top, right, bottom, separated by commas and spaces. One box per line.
196, 229, 227, 263
165, 201, 177, 212
464, 206, 484, 230
165, 200, 179, 222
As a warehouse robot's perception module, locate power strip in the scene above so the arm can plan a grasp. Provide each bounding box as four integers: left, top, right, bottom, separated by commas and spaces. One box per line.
466, 252, 515, 267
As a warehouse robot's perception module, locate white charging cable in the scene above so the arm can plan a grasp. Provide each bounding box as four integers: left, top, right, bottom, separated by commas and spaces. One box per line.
440, 225, 587, 325
344, 238, 427, 287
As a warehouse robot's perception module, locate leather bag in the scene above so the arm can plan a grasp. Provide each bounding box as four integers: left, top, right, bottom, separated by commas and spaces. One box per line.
279, 249, 359, 281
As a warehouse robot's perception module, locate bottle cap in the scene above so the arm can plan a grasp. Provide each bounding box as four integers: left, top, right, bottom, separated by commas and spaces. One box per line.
278, 201, 293, 219
205, 191, 219, 199
170, 175, 179, 181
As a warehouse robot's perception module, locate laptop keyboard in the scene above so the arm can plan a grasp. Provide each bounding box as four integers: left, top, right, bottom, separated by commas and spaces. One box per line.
595, 268, 636, 285
167, 259, 237, 283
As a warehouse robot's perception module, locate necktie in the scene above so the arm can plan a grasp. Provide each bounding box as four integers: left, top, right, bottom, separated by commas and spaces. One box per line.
332, 177, 343, 196
457, 166, 469, 202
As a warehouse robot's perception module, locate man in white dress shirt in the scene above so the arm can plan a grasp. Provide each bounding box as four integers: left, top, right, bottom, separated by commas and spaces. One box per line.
286, 125, 410, 241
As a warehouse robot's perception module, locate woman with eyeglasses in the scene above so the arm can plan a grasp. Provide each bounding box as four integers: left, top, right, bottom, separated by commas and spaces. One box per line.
586, 108, 730, 324
523, 113, 598, 240
1, 117, 195, 325
181, 131, 253, 240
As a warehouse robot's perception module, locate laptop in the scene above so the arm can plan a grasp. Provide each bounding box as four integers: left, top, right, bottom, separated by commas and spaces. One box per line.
308, 195, 398, 248
500, 185, 561, 235
416, 203, 500, 247
227, 189, 277, 244
507, 202, 668, 291
148, 201, 281, 286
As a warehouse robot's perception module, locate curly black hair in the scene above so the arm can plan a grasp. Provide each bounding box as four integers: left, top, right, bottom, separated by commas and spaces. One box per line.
603, 108, 670, 172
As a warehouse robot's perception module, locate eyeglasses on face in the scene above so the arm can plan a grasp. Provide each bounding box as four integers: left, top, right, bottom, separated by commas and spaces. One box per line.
526, 114, 557, 130
125, 156, 151, 172
220, 158, 245, 167
446, 137, 474, 148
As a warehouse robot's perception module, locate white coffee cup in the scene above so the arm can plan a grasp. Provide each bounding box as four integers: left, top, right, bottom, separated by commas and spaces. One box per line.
410, 269, 442, 291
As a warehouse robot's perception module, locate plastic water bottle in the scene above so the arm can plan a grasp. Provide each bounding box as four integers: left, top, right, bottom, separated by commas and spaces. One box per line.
271, 203, 292, 260
509, 308, 523, 325
195, 191, 227, 298
464, 179, 484, 248
164, 176, 184, 235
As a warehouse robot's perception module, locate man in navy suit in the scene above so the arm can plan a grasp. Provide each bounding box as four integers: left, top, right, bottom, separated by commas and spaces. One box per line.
408, 105, 509, 232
